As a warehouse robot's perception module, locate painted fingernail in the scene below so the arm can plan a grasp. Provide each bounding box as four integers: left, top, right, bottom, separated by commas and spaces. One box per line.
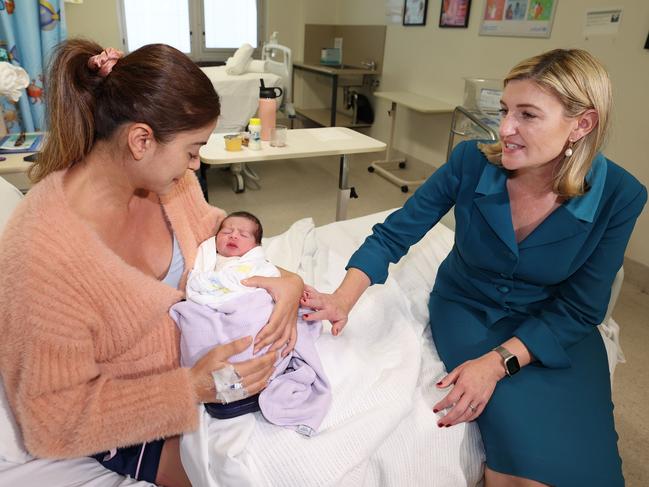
445, 424, 451, 428
433, 409, 439, 413
436, 381, 443, 386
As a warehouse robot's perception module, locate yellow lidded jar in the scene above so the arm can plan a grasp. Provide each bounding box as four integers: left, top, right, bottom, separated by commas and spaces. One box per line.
224, 134, 243, 152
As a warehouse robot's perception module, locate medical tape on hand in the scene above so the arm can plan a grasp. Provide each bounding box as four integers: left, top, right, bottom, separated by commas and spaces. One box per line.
212, 365, 249, 404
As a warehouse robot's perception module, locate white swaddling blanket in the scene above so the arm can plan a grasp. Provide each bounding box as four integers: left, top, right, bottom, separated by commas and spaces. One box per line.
187, 242, 280, 309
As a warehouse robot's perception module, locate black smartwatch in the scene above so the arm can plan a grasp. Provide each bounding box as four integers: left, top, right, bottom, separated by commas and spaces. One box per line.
493, 345, 520, 376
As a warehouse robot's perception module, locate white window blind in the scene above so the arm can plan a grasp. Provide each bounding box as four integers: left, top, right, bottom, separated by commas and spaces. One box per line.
203, 0, 258, 48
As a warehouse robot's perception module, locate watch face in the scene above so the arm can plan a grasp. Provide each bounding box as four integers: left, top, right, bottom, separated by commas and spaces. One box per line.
505, 356, 521, 376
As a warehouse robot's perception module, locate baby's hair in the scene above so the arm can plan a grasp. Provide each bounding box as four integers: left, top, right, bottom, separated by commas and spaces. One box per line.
221, 211, 263, 244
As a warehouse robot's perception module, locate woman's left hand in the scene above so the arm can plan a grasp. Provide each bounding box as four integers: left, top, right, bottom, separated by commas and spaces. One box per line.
242, 270, 303, 356
433, 351, 505, 427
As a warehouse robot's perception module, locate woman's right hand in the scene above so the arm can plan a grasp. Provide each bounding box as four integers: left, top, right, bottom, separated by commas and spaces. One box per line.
189, 336, 276, 403
301, 284, 353, 336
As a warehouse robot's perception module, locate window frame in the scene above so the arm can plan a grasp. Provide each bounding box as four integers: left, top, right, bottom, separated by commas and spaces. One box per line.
117, 0, 264, 62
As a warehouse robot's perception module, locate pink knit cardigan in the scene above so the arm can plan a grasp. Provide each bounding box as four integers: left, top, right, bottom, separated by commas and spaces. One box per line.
0, 169, 225, 458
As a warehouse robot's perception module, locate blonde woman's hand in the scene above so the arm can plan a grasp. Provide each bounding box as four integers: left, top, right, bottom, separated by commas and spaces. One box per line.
189, 336, 276, 403
301, 284, 353, 336
242, 270, 303, 356
432, 352, 505, 427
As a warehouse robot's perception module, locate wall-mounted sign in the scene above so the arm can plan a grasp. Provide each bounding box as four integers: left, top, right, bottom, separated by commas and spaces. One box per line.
583, 8, 623, 37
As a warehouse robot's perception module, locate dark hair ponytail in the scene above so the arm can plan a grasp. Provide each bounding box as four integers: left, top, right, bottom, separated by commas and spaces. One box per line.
31, 39, 103, 183
31, 39, 220, 183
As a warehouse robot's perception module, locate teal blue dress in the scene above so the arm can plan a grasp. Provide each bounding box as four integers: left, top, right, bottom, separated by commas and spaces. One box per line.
347, 141, 647, 486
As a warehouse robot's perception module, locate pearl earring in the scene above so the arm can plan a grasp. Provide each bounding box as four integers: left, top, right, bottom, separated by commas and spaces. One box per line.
564, 139, 574, 158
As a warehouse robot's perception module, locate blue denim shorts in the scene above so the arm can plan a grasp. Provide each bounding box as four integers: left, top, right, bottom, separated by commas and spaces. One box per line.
92, 439, 164, 483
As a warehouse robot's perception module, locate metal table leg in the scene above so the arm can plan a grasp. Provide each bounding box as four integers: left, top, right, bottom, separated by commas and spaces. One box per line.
330, 75, 338, 127
368, 101, 425, 193
336, 154, 353, 221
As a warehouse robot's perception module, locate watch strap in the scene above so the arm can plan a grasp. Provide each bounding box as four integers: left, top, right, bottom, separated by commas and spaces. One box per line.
493, 345, 514, 361
493, 345, 520, 376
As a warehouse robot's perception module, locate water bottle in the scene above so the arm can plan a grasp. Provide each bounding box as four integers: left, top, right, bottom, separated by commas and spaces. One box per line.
258, 79, 283, 141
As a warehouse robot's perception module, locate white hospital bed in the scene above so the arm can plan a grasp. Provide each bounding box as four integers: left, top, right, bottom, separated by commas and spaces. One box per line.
200, 43, 294, 193
0, 176, 625, 486
201, 43, 294, 134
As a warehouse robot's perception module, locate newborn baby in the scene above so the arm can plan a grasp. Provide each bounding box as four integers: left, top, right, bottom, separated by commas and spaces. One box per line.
170, 212, 331, 436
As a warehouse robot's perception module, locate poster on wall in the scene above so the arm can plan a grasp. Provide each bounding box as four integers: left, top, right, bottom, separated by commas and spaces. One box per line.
403, 0, 429, 26
439, 0, 472, 28
479, 0, 557, 38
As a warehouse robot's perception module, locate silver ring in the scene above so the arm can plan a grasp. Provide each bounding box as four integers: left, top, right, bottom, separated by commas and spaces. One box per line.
468, 403, 476, 412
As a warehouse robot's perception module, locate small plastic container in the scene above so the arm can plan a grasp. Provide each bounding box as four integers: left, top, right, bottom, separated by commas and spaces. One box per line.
224, 134, 243, 152
270, 125, 287, 147
248, 118, 262, 150
463, 78, 503, 114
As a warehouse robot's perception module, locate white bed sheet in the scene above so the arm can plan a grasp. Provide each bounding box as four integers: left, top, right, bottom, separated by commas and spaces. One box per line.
0, 458, 154, 487
201, 67, 283, 133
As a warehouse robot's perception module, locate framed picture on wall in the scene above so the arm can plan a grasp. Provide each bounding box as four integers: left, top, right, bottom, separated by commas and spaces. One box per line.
403, 0, 428, 26
480, 0, 558, 38
439, 0, 472, 28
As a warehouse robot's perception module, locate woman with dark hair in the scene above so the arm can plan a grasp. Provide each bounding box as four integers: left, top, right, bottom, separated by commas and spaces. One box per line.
0, 39, 302, 486
303, 49, 646, 486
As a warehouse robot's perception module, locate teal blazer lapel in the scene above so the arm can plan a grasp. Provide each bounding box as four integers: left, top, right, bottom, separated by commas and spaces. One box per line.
518, 207, 589, 249
474, 163, 519, 256
520, 155, 606, 249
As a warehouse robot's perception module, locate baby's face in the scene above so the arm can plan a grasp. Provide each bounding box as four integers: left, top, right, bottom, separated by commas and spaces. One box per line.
216, 216, 258, 257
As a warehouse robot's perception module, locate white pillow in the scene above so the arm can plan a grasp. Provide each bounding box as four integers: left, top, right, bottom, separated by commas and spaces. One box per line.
0, 178, 31, 464
262, 217, 315, 280
245, 59, 268, 73
225, 43, 254, 75
0, 176, 23, 234
0, 380, 32, 464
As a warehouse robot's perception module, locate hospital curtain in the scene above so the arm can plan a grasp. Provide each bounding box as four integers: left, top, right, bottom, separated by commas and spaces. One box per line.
0, 0, 67, 133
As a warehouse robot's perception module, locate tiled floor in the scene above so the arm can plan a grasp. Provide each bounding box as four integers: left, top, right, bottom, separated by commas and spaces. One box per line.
206, 151, 649, 486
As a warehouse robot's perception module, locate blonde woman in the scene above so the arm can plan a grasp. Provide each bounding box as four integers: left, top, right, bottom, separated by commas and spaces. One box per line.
303, 49, 646, 486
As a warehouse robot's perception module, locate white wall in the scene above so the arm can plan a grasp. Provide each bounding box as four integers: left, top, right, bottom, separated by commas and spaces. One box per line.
64, 0, 122, 48
331, 0, 649, 268
63, 0, 649, 267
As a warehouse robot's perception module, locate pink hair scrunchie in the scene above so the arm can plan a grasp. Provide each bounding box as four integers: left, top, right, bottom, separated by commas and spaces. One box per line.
88, 47, 124, 77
